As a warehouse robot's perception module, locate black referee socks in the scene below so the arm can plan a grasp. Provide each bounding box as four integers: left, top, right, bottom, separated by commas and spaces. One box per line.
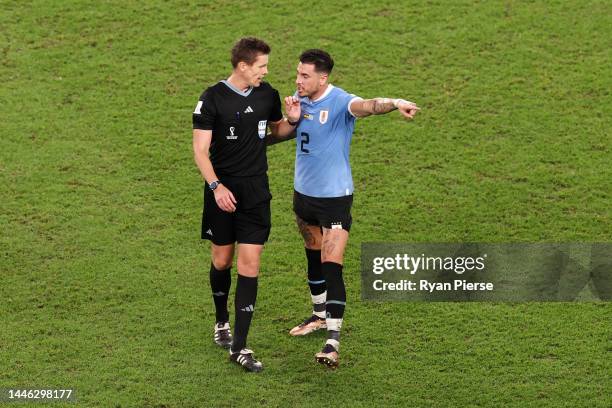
231, 274, 258, 353
210, 263, 231, 323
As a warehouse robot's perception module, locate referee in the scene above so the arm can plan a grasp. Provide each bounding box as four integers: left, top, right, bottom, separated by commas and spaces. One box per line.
192, 37, 299, 372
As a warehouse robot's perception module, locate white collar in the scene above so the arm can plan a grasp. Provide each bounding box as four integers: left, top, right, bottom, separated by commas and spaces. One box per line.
311, 84, 334, 102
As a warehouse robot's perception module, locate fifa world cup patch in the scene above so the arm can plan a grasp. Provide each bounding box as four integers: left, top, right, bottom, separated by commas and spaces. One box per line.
226, 126, 237, 140
331, 222, 343, 230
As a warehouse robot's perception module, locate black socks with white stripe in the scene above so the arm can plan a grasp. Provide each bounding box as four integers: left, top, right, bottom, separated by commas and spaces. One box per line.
232, 274, 258, 353
210, 263, 231, 323
306, 248, 327, 319
322, 261, 345, 350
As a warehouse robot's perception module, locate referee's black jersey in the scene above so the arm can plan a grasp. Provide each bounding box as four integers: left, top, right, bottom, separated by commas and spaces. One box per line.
193, 80, 283, 177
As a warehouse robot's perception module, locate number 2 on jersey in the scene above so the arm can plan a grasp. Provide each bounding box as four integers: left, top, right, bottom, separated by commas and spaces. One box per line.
300, 132, 310, 153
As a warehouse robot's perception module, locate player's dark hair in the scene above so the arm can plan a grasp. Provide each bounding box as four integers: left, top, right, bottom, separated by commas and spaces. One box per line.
231, 37, 271, 68
299, 49, 334, 74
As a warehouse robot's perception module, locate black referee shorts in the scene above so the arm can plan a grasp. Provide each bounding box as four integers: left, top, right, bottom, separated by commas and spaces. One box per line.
202, 175, 272, 246
293, 190, 353, 232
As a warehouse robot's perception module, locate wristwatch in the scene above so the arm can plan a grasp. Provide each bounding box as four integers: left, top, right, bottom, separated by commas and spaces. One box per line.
288, 118, 299, 126
209, 180, 221, 191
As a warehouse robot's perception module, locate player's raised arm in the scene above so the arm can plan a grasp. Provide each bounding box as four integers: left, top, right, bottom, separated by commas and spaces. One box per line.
349, 98, 420, 119
266, 96, 301, 145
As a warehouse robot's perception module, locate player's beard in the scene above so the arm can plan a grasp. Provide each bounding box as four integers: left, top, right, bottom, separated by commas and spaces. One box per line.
297, 87, 309, 98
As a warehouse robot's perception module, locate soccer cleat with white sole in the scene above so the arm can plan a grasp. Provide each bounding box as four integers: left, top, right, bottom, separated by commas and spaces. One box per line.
289, 315, 327, 336
213, 322, 232, 349
229, 348, 263, 373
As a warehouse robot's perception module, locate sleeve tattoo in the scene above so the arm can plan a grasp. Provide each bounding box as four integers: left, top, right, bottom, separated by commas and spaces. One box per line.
367, 98, 397, 114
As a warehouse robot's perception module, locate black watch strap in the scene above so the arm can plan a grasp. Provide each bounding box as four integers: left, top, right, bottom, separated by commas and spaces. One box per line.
288, 118, 299, 126
209, 180, 221, 190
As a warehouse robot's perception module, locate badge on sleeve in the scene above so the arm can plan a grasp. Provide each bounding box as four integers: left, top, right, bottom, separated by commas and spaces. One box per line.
258, 120, 267, 139
194, 100, 203, 114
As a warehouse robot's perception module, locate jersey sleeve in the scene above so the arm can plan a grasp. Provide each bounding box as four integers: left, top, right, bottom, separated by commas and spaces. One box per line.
192, 89, 216, 130
269, 89, 283, 122
338, 89, 363, 119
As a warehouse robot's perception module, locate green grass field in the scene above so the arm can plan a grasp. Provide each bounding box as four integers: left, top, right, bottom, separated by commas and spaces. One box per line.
1, 1, 610, 406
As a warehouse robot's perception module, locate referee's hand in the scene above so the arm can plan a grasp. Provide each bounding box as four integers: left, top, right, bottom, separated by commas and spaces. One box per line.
214, 184, 237, 212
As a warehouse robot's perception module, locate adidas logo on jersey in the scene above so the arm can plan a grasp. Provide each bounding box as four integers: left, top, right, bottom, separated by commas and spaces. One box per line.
244, 106, 254, 113
240, 304, 254, 312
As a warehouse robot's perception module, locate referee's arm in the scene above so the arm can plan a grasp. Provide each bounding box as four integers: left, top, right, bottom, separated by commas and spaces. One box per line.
266, 95, 301, 145
266, 119, 297, 146
193, 129, 236, 212
193, 129, 218, 184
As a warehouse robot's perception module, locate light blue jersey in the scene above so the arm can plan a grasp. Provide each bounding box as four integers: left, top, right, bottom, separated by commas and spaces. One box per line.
294, 85, 361, 198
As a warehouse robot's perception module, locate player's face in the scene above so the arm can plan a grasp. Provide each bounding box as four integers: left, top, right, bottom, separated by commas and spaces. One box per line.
242, 53, 269, 87
296, 62, 327, 98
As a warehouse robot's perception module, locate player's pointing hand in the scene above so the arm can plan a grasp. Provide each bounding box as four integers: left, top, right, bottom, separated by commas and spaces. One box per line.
396, 99, 420, 119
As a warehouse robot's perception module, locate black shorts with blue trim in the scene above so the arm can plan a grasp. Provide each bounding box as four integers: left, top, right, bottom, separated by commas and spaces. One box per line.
293, 190, 353, 232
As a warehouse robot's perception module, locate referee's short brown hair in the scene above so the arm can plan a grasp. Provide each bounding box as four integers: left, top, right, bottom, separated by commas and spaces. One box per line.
231, 37, 271, 68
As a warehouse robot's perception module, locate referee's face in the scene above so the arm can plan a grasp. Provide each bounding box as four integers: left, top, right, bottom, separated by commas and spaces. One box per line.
243, 53, 269, 87
296, 62, 326, 98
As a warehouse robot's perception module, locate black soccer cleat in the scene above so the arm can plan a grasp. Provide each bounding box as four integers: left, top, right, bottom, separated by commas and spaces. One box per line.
229, 348, 263, 373
213, 322, 232, 349
315, 343, 339, 369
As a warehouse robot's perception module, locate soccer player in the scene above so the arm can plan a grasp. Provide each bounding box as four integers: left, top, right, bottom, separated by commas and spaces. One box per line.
192, 37, 300, 372
286, 49, 420, 368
